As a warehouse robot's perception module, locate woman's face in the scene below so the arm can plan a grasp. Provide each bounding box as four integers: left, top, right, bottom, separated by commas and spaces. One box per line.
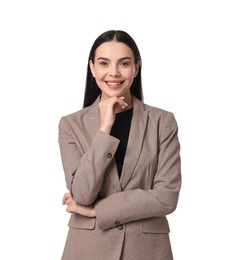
89, 41, 140, 101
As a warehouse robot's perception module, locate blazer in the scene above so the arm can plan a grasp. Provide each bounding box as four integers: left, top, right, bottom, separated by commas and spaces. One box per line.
58, 96, 181, 260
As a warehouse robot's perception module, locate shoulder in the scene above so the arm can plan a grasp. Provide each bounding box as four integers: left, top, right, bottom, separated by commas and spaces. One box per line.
144, 103, 170, 115
62, 106, 92, 121
142, 101, 178, 129
135, 95, 174, 118
133, 96, 178, 126
59, 97, 100, 127
59, 106, 96, 131
133, 96, 171, 115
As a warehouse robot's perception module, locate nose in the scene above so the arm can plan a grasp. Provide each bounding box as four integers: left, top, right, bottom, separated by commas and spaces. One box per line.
110, 65, 120, 77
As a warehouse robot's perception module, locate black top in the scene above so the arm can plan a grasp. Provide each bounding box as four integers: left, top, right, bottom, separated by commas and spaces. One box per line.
110, 108, 133, 178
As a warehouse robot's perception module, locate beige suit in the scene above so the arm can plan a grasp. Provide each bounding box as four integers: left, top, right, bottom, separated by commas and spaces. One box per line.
59, 96, 181, 260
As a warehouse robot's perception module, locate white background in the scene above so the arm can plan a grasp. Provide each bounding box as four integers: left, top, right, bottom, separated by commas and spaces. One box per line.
0, 0, 231, 259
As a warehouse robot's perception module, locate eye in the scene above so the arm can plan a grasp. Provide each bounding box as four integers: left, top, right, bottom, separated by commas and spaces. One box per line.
99, 61, 109, 67
119, 61, 130, 67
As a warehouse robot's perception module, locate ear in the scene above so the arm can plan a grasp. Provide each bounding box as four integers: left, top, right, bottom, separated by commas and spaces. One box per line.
134, 60, 141, 78
89, 60, 95, 78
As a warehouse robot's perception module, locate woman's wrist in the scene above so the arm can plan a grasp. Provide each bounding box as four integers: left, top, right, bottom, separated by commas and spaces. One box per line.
100, 126, 111, 134
89, 207, 96, 217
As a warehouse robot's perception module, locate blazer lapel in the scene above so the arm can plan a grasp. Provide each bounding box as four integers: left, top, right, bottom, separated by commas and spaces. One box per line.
120, 97, 149, 190
106, 161, 122, 192
85, 97, 101, 140
86, 96, 149, 191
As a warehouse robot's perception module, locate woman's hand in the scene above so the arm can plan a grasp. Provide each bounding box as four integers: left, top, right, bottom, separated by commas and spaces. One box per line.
99, 96, 128, 134
62, 193, 96, 217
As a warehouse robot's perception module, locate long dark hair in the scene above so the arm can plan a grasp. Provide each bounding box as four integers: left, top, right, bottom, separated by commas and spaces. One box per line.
83, 30, 143, 108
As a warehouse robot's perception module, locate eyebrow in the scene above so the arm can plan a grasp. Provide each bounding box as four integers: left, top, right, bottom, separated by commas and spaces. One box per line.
97, 57, 132, 61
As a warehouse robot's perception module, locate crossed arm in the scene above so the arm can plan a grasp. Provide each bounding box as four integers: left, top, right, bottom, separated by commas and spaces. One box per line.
62, 192, 96, 217
59, 106, 181, 230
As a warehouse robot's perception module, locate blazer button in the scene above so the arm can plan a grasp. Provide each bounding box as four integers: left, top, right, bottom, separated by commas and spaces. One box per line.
107, 153, 112, 159
117, 225, 123, 230
115, 221, 123, 230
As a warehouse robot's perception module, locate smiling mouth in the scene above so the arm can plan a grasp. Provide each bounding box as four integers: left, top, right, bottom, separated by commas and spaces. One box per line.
105, 81, 124, 88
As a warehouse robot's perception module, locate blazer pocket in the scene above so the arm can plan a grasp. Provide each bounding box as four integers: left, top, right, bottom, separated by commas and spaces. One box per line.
68, 213, 96, 230
141, 217, 170, 234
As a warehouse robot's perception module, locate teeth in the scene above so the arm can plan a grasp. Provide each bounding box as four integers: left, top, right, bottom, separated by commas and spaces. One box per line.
107, 82, 121, 86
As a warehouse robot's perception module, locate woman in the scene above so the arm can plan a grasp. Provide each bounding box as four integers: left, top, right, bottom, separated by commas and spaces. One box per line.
59, 30, 181, 260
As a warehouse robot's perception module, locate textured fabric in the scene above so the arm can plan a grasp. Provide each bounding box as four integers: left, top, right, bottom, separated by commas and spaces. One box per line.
62, 221, 173, 260
58, 96, 181, 260
120, 223, 173, 260
61, 227, 124, 260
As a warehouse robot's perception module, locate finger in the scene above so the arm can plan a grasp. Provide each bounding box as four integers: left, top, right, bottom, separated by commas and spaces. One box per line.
63, 196, 73, 206
65, 197, 73, 205
66, 203, 78, 213
62, 193, 71, 204
66, 206, 73, 213
118, 99, 128, 109
118, 97, 127, 104
62, 194, 68, 205
120, 102, 128, 109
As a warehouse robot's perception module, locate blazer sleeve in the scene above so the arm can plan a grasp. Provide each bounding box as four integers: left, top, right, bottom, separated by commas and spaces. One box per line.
95, 112, 181, 230
58, 116, 120, 205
